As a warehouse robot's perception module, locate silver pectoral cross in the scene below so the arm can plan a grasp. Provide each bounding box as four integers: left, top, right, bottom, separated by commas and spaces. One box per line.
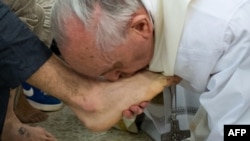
161, 86, 190, 141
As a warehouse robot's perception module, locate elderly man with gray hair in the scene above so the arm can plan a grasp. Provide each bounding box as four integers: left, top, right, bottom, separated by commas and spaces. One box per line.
0, 0, 180, 141
51, 0, 250, 141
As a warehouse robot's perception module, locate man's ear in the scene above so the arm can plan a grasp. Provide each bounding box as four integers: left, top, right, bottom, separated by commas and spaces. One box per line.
130, 15, 153, 39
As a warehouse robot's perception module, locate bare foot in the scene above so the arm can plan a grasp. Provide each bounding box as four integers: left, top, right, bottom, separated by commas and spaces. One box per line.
14, 86, 48, 123
66, 71, 181, 131
25, 56, 181, 133
1, 89, 57, 141
2, 116, 57, 141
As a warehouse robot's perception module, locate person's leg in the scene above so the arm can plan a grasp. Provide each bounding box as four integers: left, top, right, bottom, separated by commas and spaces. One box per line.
14, 86, 48, 123
1, 88, 57, 141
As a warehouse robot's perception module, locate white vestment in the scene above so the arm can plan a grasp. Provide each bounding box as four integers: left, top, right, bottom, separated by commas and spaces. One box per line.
141, 0, 250, 141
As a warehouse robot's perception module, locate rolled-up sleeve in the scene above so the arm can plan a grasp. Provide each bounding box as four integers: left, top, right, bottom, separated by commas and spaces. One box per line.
0, 1, 52, 88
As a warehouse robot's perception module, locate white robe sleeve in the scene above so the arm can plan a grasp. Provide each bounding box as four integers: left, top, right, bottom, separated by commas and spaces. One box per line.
200, 2, 250, 140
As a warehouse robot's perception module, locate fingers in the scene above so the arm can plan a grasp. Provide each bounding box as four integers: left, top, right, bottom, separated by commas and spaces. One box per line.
130, 106, 143, 115
122, 110, 135, 119
139, 102, 149, 108
122, 102, 149, 119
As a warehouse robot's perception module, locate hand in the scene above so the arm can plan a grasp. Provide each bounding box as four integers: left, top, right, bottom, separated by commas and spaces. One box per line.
122, 75, 182, 118
122, 102, 149, 119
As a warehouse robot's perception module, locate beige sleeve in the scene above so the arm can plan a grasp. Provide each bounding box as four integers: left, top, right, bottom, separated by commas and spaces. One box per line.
2, 0, 55, 47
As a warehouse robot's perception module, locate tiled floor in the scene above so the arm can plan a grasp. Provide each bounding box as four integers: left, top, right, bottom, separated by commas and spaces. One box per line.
33, 105, 154, 141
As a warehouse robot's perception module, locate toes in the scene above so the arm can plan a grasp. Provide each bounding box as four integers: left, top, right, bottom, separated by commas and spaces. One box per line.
139, 102, 149, 108
45, 132, 57, 141
130, 106, 143, 115
36, 127, 57, 141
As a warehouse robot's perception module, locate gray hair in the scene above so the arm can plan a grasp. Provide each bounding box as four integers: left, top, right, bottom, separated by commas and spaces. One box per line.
51, 0, 143, 51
